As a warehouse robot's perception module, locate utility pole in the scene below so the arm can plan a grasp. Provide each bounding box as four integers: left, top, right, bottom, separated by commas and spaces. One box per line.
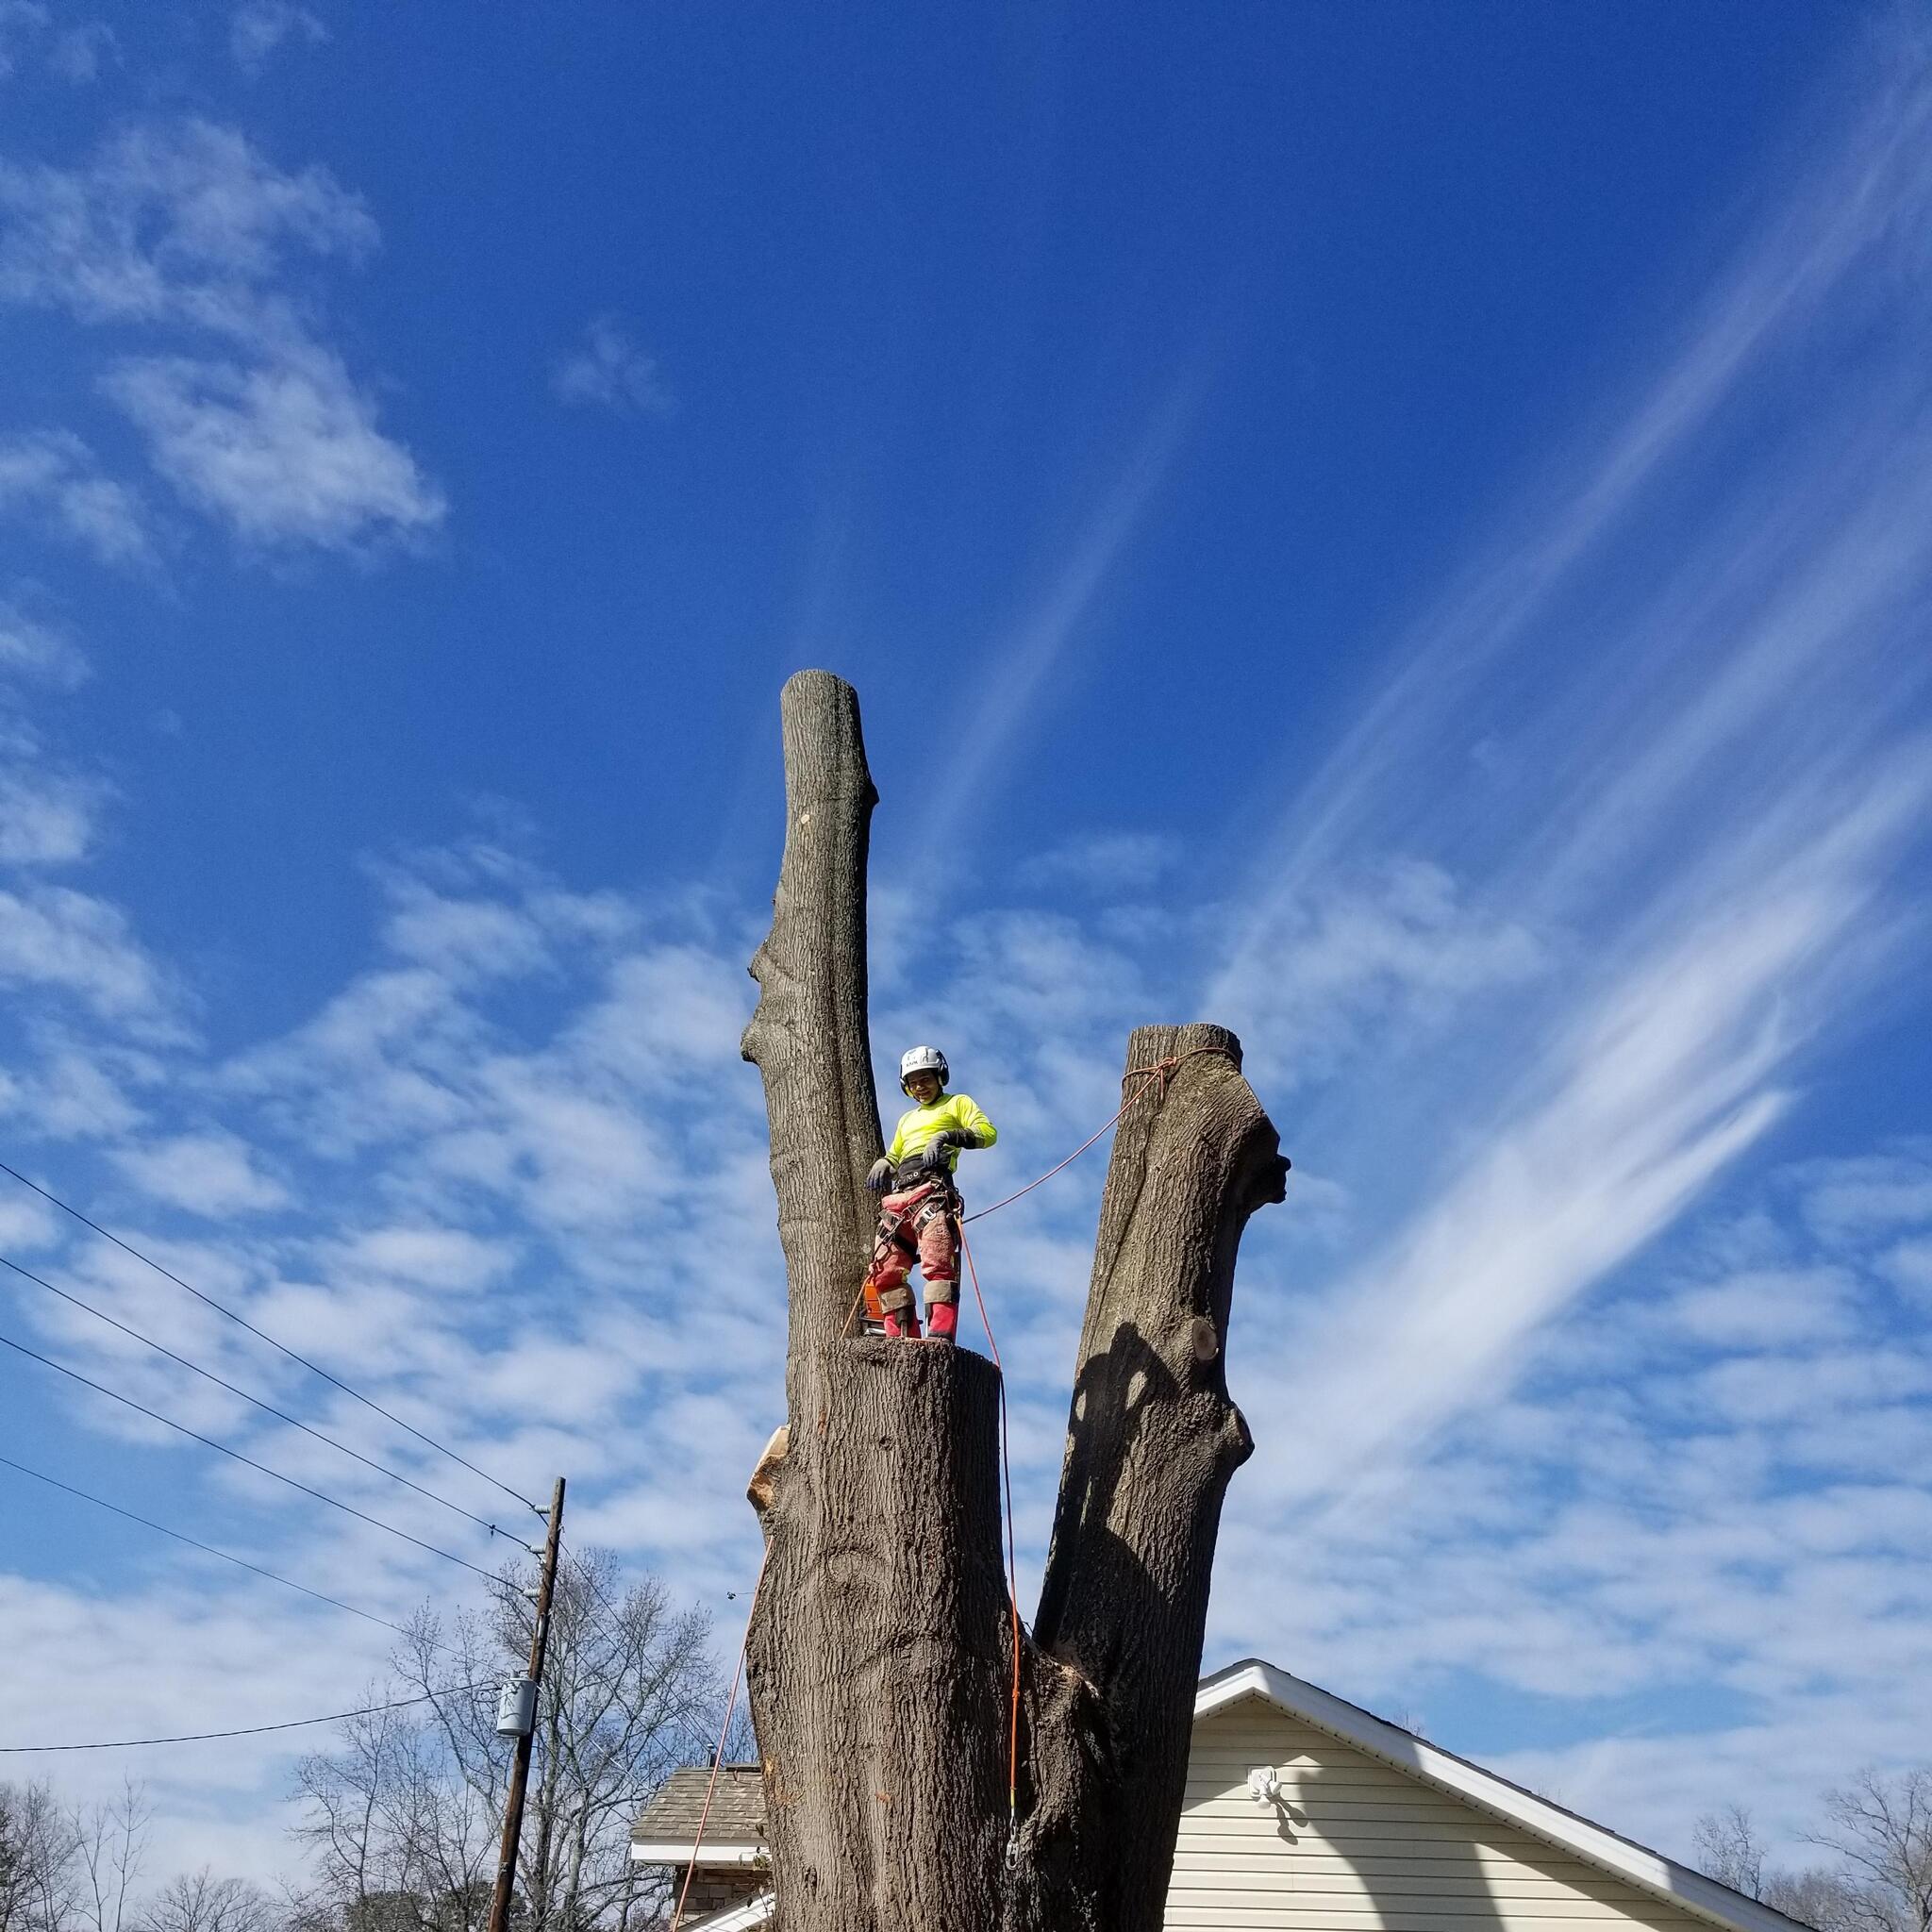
488, 1475, 565, 1932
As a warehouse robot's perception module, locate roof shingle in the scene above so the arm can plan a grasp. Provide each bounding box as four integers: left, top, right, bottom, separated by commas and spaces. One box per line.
631, 1766, 764, 1848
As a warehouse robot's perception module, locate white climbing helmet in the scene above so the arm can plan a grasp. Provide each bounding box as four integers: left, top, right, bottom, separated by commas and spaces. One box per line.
899, 1044, 949, 1094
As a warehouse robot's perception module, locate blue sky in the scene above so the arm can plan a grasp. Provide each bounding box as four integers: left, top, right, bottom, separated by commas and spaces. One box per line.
2, 0, 1930, 1890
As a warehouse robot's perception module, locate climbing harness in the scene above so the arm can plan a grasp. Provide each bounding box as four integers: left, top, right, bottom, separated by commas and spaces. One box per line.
858, 1171, 964, 1334
670, 1551, 768, 1932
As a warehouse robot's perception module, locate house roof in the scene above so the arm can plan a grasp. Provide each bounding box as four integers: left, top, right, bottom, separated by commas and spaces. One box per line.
630, 1765, 765, 1866
633, 1659, 1814, 1932
1198, 1659, 1811, 1932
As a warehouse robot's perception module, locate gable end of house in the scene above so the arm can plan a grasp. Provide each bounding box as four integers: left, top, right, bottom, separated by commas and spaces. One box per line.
1192, 1661, 1810, 1932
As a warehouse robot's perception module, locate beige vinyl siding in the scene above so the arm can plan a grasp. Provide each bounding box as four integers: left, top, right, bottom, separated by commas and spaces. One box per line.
1166, 1703, 1709, 1932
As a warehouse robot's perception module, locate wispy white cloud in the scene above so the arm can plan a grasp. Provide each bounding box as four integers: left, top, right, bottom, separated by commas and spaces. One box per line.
1659, 1266, 1858, 1349
327, 1224, 517, 1294
551, 315, 675, 416
1013, 831, 1181, 895
1207, 1150, 1932, 1866
0, 429, 154, 566
0, 4, 112, 83
1211, 858, 1546, 1096
46, 21, 114, 83
1245, 790, 1914, 1512
0, 884, 180, 1026
1205, 32, 1932, 1520
0, 766, 99, 865
0, 1570, 408, 1874
0, 121, 375, 331
1793, 1146, 1932, 1238
102, 349, 445, 551
1225, 721, 1931, 1530
0, 599, 92, 690
0, 1188, 57, 1250
0, 120, 442, 553
1240, 41, 1932, 897
0, 0, 48, 79
0, 609, 104, 866
1879, 1232, 1932, 1301
112, 1131, 289, 1217
0, 1041, 150, 1139
933, 366, 1203, 832
375, 873, 557, 980
230, 1, 327, 79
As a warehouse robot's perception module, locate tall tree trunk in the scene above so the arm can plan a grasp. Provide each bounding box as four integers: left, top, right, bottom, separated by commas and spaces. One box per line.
741, 672, 1287, 1932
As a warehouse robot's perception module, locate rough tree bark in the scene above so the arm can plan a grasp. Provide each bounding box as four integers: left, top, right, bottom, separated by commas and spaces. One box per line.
741, 671, 1287, 1932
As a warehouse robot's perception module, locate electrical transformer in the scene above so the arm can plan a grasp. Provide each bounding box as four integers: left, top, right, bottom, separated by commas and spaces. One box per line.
496, 1675, 537, 1737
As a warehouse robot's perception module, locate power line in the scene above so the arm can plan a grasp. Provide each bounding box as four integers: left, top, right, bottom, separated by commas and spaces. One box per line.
0, 1251, 511, 1542
0, 1327, 502, 1582
0, 1452, 468, 1657
0, 1683, 492, 1754
0, 1158, 542, 1517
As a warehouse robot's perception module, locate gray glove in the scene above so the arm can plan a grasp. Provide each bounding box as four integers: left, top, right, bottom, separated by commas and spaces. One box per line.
924, 1130, 972, 1173
865, 1157, 893, 1193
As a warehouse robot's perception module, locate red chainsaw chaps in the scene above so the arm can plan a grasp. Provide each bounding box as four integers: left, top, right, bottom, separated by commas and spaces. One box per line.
862, 1177, 959, 1332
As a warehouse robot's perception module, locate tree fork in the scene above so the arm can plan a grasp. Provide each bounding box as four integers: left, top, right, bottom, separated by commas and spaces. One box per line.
740, 672, 1286, 1932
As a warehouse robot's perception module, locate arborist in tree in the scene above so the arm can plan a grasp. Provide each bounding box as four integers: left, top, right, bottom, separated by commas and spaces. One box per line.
861, 1044, 996, 1341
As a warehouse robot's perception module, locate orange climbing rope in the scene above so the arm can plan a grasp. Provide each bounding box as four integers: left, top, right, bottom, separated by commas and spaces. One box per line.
960, 1048, 1225, 1225
670, 1551, 768, 1932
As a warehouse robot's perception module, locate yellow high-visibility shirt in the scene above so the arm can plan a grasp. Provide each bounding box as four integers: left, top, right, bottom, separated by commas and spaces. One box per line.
886, 1092, 997, 1171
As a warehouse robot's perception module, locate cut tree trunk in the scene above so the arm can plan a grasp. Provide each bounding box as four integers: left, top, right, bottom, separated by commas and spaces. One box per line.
740, 671, 1287, 1932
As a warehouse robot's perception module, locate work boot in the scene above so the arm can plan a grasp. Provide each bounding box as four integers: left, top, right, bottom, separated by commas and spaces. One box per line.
884, 1306, 923, 1340
927, 1302, 958, 1342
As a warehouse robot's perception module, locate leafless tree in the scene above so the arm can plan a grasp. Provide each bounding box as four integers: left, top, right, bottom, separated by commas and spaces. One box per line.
1802, 1770, 1932, 1932
0, 1781, 83, 1932
2, 1780, 275, 1932
1697, 1807, 1769, 1902
1692, 1795, 1884, 1932
1771, 1870, 1865, 1932
738, 672, 1288, 1929
135, 1872, 275, 1932
292, 1689, 493, 1932
294, 1548, 722, 1932
72, 1783, 150, 1932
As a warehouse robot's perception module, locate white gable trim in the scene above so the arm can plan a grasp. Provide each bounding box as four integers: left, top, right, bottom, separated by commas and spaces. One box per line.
629, 1838, 763, 1865
1197, 1660, 1807, 1932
